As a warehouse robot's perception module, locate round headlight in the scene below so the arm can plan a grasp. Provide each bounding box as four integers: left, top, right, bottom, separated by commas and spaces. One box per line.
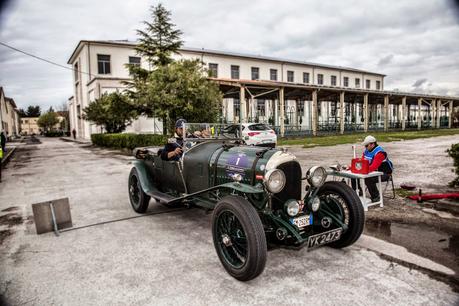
306, 166, 327, 187
263, 169, 286, 193
310, 197, 321, 212
285, 200, 300, 217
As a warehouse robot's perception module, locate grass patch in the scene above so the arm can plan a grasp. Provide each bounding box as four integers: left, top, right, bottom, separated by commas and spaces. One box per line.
278, 128, 459, 148
395, 188, 418, 198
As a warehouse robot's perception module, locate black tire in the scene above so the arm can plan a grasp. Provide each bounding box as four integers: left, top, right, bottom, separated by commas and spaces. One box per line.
318, 181, 364, 248
212, 195, 267, 281
128, 167, 151, 213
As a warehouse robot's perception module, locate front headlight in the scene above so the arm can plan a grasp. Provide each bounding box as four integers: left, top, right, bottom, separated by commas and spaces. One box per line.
306, 166, 327, 187
285, 199, 300, 217
263, 169, 286, 193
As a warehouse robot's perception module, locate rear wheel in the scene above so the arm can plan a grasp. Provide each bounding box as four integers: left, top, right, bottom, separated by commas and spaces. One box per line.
128, 167, 150, 213
317, 181, 364, 248
212, 195, 267, 281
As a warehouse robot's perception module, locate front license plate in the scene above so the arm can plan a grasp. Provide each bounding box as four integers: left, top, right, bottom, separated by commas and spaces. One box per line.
307, 228, 342, 249
290, 214, 312, 229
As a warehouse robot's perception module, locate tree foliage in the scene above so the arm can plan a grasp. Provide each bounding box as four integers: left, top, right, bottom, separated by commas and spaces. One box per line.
136, 3, 183, 66
82, 92, 138, 133
37, 111, 59, 131
19, 105, 41, 117
124, 4, 223, 134
144, 59, 223, 133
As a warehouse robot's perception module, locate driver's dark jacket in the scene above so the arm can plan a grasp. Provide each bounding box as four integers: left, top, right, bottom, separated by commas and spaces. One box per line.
160, 136, 184, 161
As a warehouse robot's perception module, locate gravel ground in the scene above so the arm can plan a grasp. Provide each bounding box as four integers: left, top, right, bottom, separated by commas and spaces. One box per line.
0, 137, 458, 305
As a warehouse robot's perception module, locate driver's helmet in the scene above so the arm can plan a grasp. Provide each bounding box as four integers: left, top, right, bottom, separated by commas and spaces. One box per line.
175, 118, 186, 129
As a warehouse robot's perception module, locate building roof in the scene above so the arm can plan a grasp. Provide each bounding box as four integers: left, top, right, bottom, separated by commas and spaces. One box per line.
67, 40, 386, 76
5, 97, 17, 108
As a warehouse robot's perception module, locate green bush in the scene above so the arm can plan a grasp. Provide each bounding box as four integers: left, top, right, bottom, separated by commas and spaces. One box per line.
91, 133, 167, 150
447, 143, 459, 187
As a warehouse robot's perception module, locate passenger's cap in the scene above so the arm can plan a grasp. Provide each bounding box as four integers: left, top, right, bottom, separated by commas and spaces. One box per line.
362, 135, 376, 146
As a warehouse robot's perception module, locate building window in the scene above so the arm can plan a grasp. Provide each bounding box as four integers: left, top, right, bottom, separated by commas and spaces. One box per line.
129, 56, 141, 66
231, 65, 240, 79
376, 80, 381, 90
343, 77, 349, 87
74, 62, 79, 81
331, 102, 337, 116
97, 54, 111, 74
303, 72, 310, 84
287, 71, 294, 82
318, 74, 324, 85
331, 75, 337, 86
270, 69, 277, 81
209, 63, 218, 77
366, 79, 371, 89
355, 78, 360, 88
251, 67, 259, 80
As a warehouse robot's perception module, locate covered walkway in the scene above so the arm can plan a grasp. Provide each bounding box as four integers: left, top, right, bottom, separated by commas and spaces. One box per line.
214, 78, 459, 137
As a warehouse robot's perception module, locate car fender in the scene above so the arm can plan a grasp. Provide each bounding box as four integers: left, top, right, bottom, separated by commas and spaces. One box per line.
132, 160, 159, 195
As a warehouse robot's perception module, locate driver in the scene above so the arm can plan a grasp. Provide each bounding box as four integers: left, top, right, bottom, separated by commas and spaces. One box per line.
161, 119, 186, 161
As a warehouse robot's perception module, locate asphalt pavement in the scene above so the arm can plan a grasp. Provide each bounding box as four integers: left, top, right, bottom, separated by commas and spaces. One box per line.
0, 137, 457, 305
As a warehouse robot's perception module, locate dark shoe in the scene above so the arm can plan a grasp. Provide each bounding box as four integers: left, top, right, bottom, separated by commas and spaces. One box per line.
371, 197, 380, 203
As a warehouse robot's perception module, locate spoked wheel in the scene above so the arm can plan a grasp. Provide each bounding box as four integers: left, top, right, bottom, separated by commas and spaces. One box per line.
212, 195, 267, 281
128, 167, 151, 213
317, 181, 364, 248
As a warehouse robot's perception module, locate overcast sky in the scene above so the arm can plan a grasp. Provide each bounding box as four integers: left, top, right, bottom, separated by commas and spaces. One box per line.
1, 0, 459, 110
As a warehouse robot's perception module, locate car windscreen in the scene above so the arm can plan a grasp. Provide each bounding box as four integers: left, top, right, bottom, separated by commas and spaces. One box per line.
248, 124, 270, 131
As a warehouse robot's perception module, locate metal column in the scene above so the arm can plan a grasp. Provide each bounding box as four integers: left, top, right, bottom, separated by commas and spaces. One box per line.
312, 90, 318, 136
401, 96, 406, 131
384, 95, 389, 131
417, 98, 422, 130
280, 87, 285, 137
363, 93, 369, 132
448, 101, 453, 128
240, 86, 246, 123
339, 91, 345, 134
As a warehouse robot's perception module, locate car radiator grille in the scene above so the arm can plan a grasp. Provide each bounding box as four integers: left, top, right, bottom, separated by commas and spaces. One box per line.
272, 161, 302, 211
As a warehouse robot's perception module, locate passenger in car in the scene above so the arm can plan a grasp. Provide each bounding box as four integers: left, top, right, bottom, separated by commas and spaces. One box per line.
161, 119, 186, 161
193, 123, 211, 138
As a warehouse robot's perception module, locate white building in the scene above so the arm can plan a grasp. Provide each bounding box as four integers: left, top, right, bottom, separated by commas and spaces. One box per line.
67, 40, 387, 139
0, 87, 20, 138
67, 40, 458, 139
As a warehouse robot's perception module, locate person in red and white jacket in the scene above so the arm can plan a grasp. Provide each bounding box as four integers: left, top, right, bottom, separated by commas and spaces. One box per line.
353, 135, 394, 202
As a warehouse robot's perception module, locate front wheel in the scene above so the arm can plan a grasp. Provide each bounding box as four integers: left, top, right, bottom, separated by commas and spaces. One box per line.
128, 167, 151, 213
317, 181, 364, 248
212, 195, 267, 281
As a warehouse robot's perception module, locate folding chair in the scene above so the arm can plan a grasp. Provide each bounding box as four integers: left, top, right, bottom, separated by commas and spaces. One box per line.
383, 174, 396, 199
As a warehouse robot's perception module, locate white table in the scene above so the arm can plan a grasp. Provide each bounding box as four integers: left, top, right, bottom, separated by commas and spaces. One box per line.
327, 169, 384, 211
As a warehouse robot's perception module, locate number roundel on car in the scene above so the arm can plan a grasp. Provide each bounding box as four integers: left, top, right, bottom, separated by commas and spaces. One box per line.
225, 153, 249, 179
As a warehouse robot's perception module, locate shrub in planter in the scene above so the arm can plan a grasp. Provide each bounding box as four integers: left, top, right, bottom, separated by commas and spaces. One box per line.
447, 143, 459, 187
91, 133, 167, 151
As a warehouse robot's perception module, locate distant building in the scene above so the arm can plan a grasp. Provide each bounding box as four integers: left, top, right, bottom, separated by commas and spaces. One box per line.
20, 117, 40, 135
0, 86, 20, 138
67, 40, 459, 138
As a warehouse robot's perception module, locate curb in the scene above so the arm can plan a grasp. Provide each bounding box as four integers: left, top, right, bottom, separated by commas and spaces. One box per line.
60, 137, 92, 145
1, 146, 17, 167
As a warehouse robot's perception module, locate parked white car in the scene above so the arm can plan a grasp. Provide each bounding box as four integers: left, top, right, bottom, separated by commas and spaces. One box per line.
225, 123, 277, 147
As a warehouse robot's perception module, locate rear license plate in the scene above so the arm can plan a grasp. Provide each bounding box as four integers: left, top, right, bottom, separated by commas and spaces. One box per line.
290, 214, 312, 228
262, 139, 272, 143
307, 228, 342, 249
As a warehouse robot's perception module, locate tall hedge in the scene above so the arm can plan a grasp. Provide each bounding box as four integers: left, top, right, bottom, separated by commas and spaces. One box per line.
447, 143, 459, 187
91, 133, 167, 150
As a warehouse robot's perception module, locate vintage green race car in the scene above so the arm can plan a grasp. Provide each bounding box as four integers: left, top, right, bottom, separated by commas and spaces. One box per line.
128, 123, 364, 281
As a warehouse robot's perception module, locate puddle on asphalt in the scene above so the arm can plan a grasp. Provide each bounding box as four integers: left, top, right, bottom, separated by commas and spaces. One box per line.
364, 220, 459, 274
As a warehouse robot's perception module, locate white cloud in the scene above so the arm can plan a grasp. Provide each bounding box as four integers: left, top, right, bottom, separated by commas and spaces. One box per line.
0, 0, 458, 110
